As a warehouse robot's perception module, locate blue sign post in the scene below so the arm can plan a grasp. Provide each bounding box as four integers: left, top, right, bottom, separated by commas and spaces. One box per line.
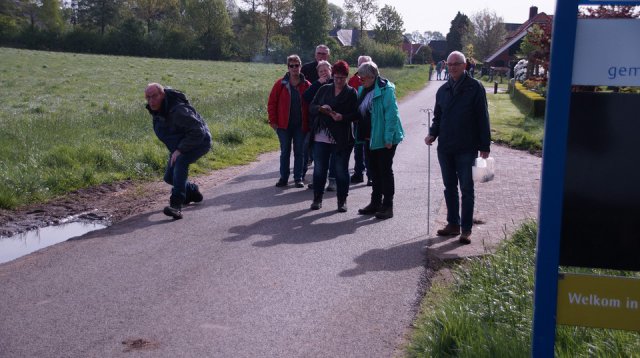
532, 1, 640, 356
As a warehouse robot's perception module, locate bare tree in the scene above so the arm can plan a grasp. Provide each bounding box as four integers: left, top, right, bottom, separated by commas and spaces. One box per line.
468, 8, 506, 61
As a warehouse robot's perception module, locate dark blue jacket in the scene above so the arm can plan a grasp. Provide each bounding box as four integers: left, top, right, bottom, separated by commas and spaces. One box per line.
430, 72, 491, 153
146, 89, 212, 153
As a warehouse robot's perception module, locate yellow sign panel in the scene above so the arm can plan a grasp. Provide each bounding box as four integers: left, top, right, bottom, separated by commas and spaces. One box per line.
557, 273, 640, 331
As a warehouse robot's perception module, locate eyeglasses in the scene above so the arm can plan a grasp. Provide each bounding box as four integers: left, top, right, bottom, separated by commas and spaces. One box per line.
316, 52, 328, 56
288, 63, 300, 68
446, 62, 464, 67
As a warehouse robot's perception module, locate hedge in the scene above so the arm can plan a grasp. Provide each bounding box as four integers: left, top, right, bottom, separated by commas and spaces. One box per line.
510, 81, 546, 117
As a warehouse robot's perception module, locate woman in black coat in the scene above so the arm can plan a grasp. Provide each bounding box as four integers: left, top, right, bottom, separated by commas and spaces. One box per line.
308, 60, 358, 212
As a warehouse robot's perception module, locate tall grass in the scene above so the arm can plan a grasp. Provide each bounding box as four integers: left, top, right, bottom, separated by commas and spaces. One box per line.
0, 48, 429, 209
407, 222, 640, 357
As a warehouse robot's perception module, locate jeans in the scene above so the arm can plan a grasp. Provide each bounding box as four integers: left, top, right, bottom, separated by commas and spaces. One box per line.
353, 142, 367, 178
368, 145, 397, 206
164, 145, 210, 204
302, 132, 312, 180
276, 123, 305, 182
313, 142, 352, 198
437, 151, 475, 231
328, 153, 336, 180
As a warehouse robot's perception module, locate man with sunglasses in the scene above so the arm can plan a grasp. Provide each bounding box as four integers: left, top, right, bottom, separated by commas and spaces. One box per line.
425, 51, 491, 244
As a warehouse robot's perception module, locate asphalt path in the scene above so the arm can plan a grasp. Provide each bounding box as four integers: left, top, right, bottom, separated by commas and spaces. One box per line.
0, 78, 541, 357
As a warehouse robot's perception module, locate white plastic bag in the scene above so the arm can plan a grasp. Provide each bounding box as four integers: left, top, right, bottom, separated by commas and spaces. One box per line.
472, 157, 495, 183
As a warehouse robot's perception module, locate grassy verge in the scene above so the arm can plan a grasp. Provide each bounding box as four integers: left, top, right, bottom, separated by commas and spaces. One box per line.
0, 48, 428, 209
486, 92, 544, 153
478, 75, 510, 92
407, 221, 640, 357
381, 64, 430, 99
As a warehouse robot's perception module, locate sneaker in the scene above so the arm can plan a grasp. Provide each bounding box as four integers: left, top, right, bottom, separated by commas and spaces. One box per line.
350, 174, 364, 184
163, 206, 183, 220
326, 178, 336, 192
294, 181, 304, 188
275, 179, 287, 187
437, 224, 461, 236
459, 231, 472, 244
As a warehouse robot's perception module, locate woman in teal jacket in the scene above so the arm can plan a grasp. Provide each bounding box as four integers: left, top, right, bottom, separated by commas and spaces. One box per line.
355, 61, 404, 220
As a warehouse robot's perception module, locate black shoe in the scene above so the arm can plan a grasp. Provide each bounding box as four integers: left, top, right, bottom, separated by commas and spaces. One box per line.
374, 206, 393, 220
307, 183, 314, 190
366, 178, 373, 186
163, 205, 183, 220
310, 193, 323, 210
358, 202, 381, 215
294, 181, 304, 188
350, 174, 364, 184
275, 179, 287, 187
185, 184, 203, 205
337, 198, 347, 212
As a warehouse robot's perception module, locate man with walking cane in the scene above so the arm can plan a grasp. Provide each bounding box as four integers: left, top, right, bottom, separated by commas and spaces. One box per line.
425, 51, 491, 244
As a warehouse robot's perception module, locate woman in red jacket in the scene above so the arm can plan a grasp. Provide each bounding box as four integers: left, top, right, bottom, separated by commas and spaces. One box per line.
268, 55, 311, 188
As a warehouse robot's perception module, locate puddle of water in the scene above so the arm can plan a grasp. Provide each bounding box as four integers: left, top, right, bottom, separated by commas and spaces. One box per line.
0, 222, 107, 265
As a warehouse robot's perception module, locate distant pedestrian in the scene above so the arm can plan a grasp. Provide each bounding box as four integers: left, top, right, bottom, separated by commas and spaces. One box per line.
348, 55, 372, 185
268, 54, 311, 188
470, 58, 476, 78
435, 60, 443, 80
356, 61, 404, 220
144, 83, 212, 220
425, 51, 491, 244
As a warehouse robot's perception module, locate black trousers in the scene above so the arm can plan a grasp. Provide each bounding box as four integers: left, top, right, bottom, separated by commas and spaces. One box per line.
366, 144, 397, 207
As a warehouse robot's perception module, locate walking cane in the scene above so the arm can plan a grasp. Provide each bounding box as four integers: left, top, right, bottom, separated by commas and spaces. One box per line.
421, 108, 434, 236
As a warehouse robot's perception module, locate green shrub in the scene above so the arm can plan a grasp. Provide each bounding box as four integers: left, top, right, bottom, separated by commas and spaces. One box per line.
511, 82, 546, 117
357, 37, 406, 67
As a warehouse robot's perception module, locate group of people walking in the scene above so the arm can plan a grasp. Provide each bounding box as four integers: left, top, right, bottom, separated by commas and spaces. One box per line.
267, 45, 404, 220
144, 47, 491, 245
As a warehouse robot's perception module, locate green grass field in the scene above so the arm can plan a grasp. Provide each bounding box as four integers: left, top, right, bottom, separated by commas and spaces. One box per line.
0, 48, 429, 209
487, 92, 544, 153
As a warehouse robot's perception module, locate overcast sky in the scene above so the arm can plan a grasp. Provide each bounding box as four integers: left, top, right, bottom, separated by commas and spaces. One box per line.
330, 0, 558, 35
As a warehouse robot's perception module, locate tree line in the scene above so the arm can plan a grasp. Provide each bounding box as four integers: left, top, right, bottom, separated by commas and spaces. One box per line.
0, 0, 411, 66
2, 1, 571, 69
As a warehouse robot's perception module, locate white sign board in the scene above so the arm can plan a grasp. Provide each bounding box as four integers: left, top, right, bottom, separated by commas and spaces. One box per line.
572, 19, 640, 86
